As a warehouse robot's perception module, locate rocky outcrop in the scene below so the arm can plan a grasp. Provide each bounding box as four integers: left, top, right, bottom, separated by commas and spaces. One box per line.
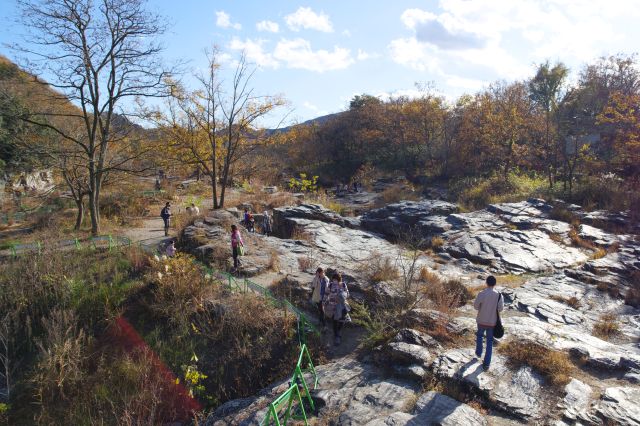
272, 204, 360, 238
594, 387, 640, 426
444, 229, 588, 273
361, 200, 459, 239
365, 392, 487, 426
431, 348, 547, 421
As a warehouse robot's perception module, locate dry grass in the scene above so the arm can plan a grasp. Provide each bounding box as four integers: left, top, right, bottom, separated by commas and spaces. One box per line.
267, 249, 281, 272
291, 227, 313, 242
592, 313, 620, 339
423, 278, 472, 308
548, 232, 565, 244
499, 340, 575, 386
359, 254, 399, 283
373, 184, 420, 208
550, 295, 581, 309
549, 206, 580, 225
297, 256, 314, 272
430, 236, 445, 250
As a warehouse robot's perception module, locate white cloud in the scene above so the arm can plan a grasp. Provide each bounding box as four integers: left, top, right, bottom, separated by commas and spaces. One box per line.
229, 38, 279, 69
284, 7, 333, 32
388, 37, 442, 73
216, 11, 241, 30
229, 37, 355, 73
256, 20, 279, 33
274, 38, 353, 72
356, 49, 381, 61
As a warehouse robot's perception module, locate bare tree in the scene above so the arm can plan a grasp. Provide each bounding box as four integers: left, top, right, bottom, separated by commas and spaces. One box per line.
14, 0, 172, 234
154, 50, 286, 209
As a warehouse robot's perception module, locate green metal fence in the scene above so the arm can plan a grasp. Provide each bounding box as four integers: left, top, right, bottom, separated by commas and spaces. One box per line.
261, 344, 318, 426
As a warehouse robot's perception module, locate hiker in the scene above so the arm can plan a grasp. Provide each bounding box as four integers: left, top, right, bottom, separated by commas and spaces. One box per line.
473, 275, 504, 371
166, 240, 176, 257
160, 202, 172, 236
230, 224, 244, 271
311, 267, 329, 328
243, 208, 251, 227
323, 273, 351, 346
262, 210, 273, 236
247, 212, 255, 233
187, 203, 200, 216
154, 178, 161, 191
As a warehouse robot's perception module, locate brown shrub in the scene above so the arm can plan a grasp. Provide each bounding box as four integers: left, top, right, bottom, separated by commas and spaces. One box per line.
297, 256, 313, 272
430, 236, 445, 250
550, 295, 581, 309
360, 254, 399, 283
267, 249, 281, 272
424, 278, 472, 308
374, 184, 420, 208
499, 340, 574, 386
593, 313, 620, 339
549, 206, 579, 224
144, 254, 214, 332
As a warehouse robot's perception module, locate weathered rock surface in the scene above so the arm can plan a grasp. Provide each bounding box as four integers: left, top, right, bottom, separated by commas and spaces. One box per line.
365, 391, 487, 426
594, 387, 640, 425
361, 200, 459, 238
559, 379, 593, 422
431, 348, 547, 421
272, 204, 360, 238
444, 229, 588, 273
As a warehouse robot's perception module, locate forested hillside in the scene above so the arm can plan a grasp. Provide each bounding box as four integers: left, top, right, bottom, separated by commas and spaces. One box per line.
273, 56, 639, 212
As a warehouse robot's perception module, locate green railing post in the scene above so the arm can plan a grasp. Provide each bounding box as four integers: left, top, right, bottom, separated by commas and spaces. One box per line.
75, 238, 81, 250
36, 241, 42, 255
10, 243, 17, 258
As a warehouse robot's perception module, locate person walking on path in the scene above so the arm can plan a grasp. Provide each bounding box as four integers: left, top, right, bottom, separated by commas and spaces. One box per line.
161, 202, 172, 236
473, 275, 504, 371
262, 210, 273, 236
311, 268, 329, 328
323, 273, 351, 346
230, 224, 244, 271
187, 203, 200, 216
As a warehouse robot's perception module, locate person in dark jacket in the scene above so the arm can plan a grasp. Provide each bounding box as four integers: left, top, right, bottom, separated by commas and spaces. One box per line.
160, 202, 171, 236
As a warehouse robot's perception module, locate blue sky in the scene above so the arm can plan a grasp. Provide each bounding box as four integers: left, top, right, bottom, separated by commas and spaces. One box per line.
2, 0, 640, 127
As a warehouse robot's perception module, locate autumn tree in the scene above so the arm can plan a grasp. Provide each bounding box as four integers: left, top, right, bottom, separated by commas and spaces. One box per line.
529, 61, 569, 187
15, 0, 172, 234
157, 51, 285, 209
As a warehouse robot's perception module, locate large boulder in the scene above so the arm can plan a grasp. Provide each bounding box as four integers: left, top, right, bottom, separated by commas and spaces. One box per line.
272, 204, 360, 238
361, 200, 459, 239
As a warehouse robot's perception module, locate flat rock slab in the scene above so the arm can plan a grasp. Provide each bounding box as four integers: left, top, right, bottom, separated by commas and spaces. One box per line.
431, 348, 546, 421
444, 229, 588, 273
365, 391, 487, 426
595, 387, 640, 426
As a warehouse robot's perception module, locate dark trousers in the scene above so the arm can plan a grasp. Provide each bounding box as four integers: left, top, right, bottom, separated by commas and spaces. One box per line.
332, 319, 343, 338
232, 246, 240, 268
162, 217, 170, 236
316, 302, 325, 326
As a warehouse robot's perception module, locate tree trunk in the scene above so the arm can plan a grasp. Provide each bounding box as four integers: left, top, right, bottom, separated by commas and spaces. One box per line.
88, 162, 100, 235
74, 196, 84, 230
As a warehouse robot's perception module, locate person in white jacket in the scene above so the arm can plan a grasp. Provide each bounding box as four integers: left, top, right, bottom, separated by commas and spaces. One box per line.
473, 275, 504, 370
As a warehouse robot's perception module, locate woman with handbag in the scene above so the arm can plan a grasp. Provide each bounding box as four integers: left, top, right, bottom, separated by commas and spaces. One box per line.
230, 224, 244, 271
473, 275, 504, 371
322, 273, 351, 346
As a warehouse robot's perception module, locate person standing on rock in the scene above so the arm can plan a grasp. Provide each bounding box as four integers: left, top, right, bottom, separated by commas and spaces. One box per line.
262, 210, 273, 236
323, 273, 351, 346
166, 240, 176, 257
311, 268, 329, 328
230, 224, 244, 271
161, 202, 172, 236
473, 275, 504, 371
